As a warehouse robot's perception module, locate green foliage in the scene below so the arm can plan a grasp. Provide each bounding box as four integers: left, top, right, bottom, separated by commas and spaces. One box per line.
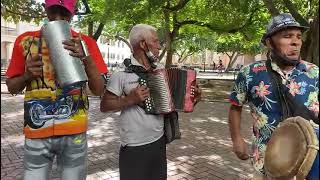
1, 0, 45, 24
2, 0, 318, 64
283, 0, 318, 18
216, 33, 263, 55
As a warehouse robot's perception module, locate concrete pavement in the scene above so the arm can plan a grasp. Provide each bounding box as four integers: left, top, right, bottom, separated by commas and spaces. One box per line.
1, 92, 254, 180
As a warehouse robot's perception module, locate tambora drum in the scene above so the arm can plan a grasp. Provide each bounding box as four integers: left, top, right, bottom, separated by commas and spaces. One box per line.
264, 116, 319, 180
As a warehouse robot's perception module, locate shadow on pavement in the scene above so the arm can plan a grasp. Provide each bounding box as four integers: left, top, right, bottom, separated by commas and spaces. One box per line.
1, 94, 254, 180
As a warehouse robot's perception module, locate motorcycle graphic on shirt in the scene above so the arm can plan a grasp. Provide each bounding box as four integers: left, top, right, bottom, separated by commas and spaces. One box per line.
24, 86, 88, 129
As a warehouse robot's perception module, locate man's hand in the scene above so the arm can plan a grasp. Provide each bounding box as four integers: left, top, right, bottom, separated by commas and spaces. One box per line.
62, 34, 85, 59
25, 54, 44, 80
127, 85, 150, 105
191, 84, 201, 104
232, 137, 249, 160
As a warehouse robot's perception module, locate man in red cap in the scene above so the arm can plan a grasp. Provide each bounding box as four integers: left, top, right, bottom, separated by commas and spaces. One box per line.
5, 0, 108, 179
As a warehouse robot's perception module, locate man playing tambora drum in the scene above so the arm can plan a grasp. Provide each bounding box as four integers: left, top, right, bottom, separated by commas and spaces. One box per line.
228, 13, 318, 180
5, 0, 108, 179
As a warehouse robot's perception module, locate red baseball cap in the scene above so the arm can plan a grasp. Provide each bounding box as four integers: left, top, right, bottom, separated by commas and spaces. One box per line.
45, 0, 77, 15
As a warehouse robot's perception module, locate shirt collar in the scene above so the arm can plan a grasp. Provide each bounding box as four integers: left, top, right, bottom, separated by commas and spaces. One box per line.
270, 59, 307, 79
130, 55, 146, 68
130, 55, 165, 70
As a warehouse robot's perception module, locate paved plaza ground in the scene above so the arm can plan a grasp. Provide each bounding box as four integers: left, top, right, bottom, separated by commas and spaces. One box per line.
1, 79, 255, 180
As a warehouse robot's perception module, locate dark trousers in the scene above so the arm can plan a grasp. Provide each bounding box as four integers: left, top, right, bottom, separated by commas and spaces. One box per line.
119, 135, 167, 180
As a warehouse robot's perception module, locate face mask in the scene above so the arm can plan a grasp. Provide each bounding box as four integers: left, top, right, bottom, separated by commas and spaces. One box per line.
144, 44, 158, 69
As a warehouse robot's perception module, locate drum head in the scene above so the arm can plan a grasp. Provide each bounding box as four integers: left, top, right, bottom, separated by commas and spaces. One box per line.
265, 117, 308, 179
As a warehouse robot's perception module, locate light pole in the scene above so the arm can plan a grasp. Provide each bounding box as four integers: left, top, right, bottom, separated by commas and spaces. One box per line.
202, 49, 206, 72
107, 42, 110, 67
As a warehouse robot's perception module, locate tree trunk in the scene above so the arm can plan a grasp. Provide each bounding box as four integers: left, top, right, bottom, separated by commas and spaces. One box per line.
165, 41, 174, 68
283, 0, 309, 26
306, 10, 319, 66
163, 8, 173, 68
226, 52, 240, 69
262, 0, 280, 16
88, 21, 93, 37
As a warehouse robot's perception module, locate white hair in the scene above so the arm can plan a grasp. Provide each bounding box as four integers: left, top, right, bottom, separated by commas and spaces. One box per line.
129, 24, 157, 48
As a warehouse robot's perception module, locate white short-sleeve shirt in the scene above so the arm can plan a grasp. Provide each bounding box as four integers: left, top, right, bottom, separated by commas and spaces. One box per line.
106, 56, 164, 146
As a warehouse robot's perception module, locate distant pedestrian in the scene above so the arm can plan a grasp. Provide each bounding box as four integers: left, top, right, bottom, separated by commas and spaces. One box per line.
212, 62, 216, 70
217, 59, 224, 75
235, 63, 241, 71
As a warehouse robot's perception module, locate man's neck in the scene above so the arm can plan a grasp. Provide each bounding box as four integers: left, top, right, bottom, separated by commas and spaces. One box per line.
277, 62, 295, 72
269, 51, 296, 72
132, 52, 151, 71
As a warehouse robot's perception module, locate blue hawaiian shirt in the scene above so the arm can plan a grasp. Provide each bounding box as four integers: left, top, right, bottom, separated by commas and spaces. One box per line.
229, 59, 319, 174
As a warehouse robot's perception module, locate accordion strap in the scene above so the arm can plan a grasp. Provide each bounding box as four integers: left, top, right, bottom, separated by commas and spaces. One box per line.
124, 58, 148, 79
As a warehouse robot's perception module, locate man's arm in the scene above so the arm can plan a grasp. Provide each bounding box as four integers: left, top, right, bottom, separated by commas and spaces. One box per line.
100, 86, 150, 112
229, 105, 243, 141
82, 56, 104, 96
6, 74, 29, 94
63, 36, 105, 96
100, 91, 136, 112
228, 104, 249, 160
6, 54, 43, 95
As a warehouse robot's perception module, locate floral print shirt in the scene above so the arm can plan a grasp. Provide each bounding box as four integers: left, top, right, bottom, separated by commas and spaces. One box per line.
229, 59, 319, 174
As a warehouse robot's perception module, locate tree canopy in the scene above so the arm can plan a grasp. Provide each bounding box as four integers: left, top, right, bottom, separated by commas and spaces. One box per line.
1, 0, 318, 65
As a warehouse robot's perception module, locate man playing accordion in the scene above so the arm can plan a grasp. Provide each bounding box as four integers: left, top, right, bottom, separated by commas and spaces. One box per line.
100, 24, 201, 180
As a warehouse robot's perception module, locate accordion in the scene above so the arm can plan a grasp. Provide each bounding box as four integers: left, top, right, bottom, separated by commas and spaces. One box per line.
139, 68, 196, 114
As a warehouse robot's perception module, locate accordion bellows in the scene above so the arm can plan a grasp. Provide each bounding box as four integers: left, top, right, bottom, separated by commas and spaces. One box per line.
140, 68, 196, 114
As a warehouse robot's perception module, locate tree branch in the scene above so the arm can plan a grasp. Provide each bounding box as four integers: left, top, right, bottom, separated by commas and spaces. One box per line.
180, 51, 194, 63
177, 49, 187, 62
81, 0, 91, 14
176, 7, 259, 34
283, 0, 309, 26
2, 7, 45, 19
93, 23, 105, 41
225, 52, 232, 58
88, 21, 93, 37
115, 34, 132, 52
165, 0, 190, 12
262, 0, 280, 16
159, 47, 167, 61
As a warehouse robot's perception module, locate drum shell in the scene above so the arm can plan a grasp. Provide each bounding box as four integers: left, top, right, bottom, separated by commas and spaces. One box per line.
307, 127, 319, 180
42, 20, 88, 87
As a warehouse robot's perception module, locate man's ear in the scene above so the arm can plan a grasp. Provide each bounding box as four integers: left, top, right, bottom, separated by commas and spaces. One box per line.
139, 41, 146, 50
265, 38, 273, 49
